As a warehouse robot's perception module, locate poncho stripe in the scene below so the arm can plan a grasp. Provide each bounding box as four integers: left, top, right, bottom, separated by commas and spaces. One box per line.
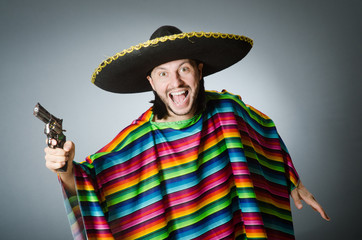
62, 90, 299, 239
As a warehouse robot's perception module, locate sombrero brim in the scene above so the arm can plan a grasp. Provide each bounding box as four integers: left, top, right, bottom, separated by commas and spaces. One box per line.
92, 32, 253, 93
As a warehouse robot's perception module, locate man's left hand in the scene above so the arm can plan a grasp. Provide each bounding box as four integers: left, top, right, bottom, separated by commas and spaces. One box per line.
291, 181, 330, 221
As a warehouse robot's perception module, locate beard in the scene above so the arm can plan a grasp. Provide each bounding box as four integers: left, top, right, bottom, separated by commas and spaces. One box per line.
150, 78, 206, 120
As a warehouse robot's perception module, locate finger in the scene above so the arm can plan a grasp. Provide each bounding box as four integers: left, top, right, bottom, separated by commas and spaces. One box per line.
45, 138, 58, 147
45, 154, 69, 163
291, 188, 303, 209
310, 202, 330, 221
46, 159, 67, 172
51, 139, 57, 146
44, 147, 69, 156
303, 196, 330, 221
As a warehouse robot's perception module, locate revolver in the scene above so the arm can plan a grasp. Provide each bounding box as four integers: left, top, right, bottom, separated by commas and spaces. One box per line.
33, 103, 67, 172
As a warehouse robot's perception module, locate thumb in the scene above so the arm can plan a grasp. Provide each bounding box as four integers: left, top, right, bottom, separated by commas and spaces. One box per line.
291, 188, 303, 209
63, 141, 74, 152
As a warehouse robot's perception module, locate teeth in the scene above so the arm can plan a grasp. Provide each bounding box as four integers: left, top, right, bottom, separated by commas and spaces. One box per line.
171, 91, 186, 96
170, 90, 188, 105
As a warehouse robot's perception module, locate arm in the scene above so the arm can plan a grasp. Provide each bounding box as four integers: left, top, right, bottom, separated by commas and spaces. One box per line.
291, 181, 330, 221
44, 140, 76, 196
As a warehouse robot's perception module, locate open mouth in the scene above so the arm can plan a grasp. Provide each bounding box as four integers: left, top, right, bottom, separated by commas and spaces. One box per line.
169, 90, 189, 105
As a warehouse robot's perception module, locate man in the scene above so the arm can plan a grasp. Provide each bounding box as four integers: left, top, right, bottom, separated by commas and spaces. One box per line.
45, 26, 329, 240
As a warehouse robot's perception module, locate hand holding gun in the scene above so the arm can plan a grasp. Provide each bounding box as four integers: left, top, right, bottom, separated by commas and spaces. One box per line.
33, 103, 67, 172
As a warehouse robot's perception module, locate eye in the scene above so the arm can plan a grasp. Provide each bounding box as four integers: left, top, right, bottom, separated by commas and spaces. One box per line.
159, 71, 168, 77
179, 66, 190, 74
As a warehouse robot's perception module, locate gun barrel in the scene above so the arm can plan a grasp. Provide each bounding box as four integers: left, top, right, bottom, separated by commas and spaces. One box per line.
33, 103, 52, 123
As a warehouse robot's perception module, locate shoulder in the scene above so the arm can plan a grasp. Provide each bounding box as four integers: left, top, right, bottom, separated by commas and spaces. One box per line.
205, 89, 242, 103
86, 108, 153, 162
205, 89, 274, 126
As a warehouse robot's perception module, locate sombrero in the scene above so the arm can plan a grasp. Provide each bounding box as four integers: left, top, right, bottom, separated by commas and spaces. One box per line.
91, 25, 253, 93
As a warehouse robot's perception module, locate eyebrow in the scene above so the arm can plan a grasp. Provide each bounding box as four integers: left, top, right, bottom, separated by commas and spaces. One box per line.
153, 66, 167, 71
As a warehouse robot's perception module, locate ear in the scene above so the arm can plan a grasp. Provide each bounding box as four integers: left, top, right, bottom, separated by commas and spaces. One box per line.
147, 75, 156, 91
197, 63, 204, 80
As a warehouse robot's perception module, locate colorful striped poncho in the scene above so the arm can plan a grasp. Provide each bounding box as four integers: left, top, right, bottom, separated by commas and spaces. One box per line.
62, 90, 300, 240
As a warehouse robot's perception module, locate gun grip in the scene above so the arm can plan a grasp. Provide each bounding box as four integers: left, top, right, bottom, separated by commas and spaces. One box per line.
57, 162, 68, 173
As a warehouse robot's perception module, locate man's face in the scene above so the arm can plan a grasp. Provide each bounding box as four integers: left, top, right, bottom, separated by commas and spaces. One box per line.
147, 59, 203, 122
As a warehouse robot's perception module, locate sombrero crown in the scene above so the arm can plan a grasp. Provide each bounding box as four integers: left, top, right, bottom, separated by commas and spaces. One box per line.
92, 25, 253, 93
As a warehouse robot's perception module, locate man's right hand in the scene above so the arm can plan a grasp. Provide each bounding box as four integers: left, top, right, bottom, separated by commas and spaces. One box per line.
44, 140, 74, 173
44, 140, 76, 195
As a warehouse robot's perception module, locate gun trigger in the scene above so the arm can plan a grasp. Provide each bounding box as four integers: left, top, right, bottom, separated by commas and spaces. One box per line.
44, 123, 51, 134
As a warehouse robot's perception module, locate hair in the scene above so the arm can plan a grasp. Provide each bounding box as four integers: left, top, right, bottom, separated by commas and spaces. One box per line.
149, 77, 206, 120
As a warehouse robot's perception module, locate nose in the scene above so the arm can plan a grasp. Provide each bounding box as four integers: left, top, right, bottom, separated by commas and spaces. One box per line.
169, 71, 184, 88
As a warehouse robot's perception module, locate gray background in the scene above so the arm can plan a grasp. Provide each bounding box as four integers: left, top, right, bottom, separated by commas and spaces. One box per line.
1, 0, 361, 239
